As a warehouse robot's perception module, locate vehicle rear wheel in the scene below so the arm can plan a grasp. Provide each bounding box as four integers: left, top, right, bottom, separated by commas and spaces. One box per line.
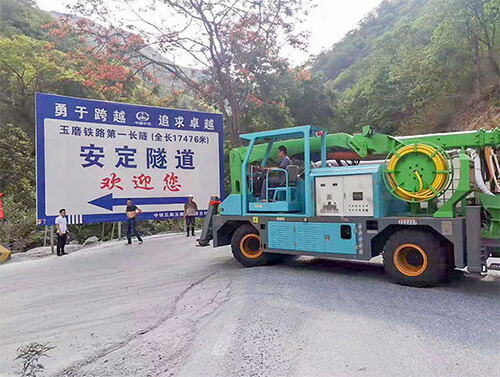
231, 224, 270, 267
383, 229, 449, 287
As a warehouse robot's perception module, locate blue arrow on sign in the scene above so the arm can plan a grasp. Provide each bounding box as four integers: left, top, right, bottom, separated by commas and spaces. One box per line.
88, 193, 189, 211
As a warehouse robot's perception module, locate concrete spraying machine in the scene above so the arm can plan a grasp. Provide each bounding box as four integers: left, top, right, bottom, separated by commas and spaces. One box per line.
199, 126, 500, 287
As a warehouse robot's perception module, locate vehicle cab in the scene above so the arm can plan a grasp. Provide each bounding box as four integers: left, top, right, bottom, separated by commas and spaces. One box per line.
220, 125, 327, 217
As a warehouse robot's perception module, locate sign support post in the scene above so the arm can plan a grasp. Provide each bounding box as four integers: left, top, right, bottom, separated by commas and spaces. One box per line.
50, 225, 54, 254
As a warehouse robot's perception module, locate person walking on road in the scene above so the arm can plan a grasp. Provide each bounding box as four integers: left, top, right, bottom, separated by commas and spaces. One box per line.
55, 209, 68, 256
184, 194, 198, 237
126, 199, 143, 245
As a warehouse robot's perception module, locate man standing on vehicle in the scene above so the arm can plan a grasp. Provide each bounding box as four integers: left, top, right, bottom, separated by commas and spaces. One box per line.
260, 145, 292, 200
184, 194, 198, 237
125, 199, 143, 245
55, 208, 68, 256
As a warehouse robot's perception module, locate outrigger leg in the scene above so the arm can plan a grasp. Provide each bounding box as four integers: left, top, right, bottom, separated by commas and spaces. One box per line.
197, 195, 221, 247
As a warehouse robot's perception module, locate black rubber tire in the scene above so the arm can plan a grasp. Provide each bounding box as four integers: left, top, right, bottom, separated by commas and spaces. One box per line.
231, 224, 270, 267
383, 229, 449, 287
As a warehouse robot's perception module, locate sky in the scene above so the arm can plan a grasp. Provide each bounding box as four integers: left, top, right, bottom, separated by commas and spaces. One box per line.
36, 0, 384, 65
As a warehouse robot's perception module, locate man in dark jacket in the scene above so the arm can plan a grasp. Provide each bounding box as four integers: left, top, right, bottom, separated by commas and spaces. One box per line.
125, 199, 143, 245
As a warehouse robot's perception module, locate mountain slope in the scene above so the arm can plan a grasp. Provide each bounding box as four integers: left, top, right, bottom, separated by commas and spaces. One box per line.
312, 0, 500, 134
314, 0, 427, 88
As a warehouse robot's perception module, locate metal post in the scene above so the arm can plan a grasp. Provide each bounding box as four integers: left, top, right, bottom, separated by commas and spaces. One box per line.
118, 222, 122, 239
466, 206, 485, 274
242, 138, 256, 216
50, 225, 54, 254
321, 132, 327, 168
304, 129, 312, 217
44, 226, 48, 247
261, 141, 274, 167
434, 150, 472, 218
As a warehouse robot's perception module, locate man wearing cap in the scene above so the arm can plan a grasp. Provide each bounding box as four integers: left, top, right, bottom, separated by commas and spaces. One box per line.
183, 195, 198, 237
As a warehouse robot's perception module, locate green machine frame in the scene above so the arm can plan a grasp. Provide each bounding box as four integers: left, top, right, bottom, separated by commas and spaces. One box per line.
229, 126, 499, 224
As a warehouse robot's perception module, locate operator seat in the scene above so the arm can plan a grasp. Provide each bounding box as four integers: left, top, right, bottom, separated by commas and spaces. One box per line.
286, 165, 298, 186
272, 165, 299, 201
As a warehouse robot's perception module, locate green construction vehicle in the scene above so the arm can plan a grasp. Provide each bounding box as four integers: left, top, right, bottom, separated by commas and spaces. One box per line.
199, 125, 500, 287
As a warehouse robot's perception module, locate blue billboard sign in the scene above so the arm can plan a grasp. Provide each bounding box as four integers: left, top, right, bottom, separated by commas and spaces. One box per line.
36, 93, 224, 225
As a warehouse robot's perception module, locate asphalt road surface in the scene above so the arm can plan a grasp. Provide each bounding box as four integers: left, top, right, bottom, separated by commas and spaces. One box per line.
1, 233, 499, 377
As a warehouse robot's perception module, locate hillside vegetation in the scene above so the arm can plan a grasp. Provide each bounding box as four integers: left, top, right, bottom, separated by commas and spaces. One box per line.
0, 0, 201, 249
313, 0, 499, 134
0, 0, 498, 251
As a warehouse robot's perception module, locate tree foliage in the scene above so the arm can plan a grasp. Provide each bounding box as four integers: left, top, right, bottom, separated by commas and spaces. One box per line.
0, 123, 41, 251
0, 124, 35, 207
0, 35, 82, 135
0, 0, 52, 40
0, 0, 498, 252
59, 0, 312, 144
313, 0, 500, 134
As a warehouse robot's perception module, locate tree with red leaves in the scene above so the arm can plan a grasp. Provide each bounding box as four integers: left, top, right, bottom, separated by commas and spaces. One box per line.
45, 19, 151, 101
54, 0, 312, 145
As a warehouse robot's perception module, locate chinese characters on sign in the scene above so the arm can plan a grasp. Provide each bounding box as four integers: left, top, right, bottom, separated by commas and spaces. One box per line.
54, 102, 217, 131
79, 145, 196, 170
36, 93, 223, 225
100, 173, 123, 191
60, 123, 211, 144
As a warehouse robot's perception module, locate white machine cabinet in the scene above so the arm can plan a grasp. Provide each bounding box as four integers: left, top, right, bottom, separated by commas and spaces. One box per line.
315, 174, 374, 217
315, 176, 344, 215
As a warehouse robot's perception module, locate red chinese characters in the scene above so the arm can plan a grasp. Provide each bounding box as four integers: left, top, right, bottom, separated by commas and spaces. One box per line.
163, 172, 182, 192
100, 173, 123, 191
100, 173, 183, 192
132, 173, 154, 190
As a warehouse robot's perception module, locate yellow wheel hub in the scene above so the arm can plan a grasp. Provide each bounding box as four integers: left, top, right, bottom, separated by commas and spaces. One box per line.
393, 243, 428, 277
240, 234, 263, 259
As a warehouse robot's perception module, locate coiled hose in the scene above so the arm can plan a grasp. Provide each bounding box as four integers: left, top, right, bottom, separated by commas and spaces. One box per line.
469, 148, 494, 196
386, 143, 449, 202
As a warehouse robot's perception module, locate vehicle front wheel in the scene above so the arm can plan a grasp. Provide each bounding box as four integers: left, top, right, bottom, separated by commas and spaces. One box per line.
231, 224, 270, 267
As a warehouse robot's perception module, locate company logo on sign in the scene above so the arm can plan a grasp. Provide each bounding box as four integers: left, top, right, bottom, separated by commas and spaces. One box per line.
136, 111, 150, 122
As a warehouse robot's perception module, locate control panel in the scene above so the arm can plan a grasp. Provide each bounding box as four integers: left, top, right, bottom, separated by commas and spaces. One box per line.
315, 174, 374, 217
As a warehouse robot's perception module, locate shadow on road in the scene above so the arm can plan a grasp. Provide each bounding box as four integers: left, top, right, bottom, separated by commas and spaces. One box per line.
261, 256, 500, 297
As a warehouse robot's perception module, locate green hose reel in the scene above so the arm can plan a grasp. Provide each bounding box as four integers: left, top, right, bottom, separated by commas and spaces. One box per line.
383, 142, 453, 203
